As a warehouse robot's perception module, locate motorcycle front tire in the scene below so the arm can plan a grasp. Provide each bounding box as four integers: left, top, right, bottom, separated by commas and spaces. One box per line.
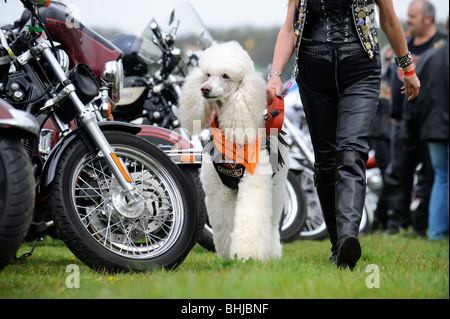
49, 131, 202, 273
0, 136, 34, 271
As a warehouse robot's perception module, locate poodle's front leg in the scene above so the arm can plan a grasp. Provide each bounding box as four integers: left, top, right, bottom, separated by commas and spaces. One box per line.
205, 190, 237, 259
230, 167, 274, 261
200, 159, 237, 259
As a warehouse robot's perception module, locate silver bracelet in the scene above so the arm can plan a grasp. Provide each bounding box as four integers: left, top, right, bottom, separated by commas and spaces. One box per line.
395, 52, 413, 68
267, 71, 282, 81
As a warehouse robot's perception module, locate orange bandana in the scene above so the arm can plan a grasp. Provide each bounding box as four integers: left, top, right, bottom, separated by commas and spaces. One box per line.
210, 114, 263, 175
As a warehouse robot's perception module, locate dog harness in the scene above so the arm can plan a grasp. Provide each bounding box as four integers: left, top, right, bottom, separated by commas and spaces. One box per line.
208, 114, 269, 189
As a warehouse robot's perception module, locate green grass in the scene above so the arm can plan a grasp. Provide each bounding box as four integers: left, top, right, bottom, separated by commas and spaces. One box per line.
0, 232, 448, 299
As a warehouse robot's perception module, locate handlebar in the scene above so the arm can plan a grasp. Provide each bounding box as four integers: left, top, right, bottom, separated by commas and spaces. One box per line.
19, 0, 50, 12
150, 22, 163, 42
29, 0, 50, 6
149, 19, 177, 51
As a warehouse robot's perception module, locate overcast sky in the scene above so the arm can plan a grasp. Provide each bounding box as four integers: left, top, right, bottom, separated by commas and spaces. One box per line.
1, 0, 449, 34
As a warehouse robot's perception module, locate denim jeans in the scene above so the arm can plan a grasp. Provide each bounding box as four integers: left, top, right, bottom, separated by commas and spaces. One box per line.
427, 142, 449, 239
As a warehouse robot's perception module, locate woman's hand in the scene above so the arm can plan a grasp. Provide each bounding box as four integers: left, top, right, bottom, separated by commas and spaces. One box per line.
266, 76, 283, 102
377, 0, 420, 101
401, 66, 421, 100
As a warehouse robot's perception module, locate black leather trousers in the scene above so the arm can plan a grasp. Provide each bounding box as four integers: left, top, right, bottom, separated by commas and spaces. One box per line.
296, 43, 381, 253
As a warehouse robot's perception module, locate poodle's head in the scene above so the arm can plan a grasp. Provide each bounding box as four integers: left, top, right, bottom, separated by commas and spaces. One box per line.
198, 41, 256, 102
179, 41, 266, 138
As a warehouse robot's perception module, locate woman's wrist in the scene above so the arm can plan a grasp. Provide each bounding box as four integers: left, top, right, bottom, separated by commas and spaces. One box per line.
267, 71, 282, 81
401, 64, 415, 76
395, 51, 413, 68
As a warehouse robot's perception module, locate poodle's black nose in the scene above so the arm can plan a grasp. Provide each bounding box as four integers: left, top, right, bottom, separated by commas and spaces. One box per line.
201, 85, 211, 97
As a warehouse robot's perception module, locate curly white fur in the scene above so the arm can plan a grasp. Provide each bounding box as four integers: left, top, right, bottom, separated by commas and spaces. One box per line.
179, 41, 289, 261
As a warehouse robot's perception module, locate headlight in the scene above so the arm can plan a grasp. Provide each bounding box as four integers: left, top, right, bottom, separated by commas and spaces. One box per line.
102, 60, 124, 103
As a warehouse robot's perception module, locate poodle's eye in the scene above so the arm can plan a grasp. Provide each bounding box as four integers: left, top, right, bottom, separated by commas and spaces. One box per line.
222, 74, 229, 79
206, 73, 211, 78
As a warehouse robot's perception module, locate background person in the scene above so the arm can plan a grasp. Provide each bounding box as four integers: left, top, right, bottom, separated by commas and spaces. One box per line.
401, 18, 449, 240
380, 0, 447, 236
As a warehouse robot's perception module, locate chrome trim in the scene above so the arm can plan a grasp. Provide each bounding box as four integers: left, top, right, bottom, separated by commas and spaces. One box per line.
164, 149, 203, 165
56, 49, 70, 75
39, 129, 54, 156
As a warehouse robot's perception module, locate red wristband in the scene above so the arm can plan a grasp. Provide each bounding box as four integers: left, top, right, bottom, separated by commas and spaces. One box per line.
402, 68, 415, 76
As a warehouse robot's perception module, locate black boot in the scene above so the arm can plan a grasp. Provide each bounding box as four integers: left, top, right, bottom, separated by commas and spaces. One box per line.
335, 151, 367, 270
336, 236, 361, 271
314, 169, 338, 263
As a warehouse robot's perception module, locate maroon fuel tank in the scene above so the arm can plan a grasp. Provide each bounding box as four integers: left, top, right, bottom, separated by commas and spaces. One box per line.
40, 4, 122, 80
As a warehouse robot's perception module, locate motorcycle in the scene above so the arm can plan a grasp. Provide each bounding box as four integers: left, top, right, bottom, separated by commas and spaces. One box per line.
0, 0, 205, 273
109, 3, 308, 247
110, 2, 214, 129
0, 97, 39, 271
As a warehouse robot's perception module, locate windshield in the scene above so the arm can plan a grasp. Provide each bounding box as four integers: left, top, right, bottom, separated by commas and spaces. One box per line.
138, 1, 214, 66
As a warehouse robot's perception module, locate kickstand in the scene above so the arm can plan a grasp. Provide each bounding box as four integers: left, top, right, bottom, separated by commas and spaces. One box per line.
15, 237, 43, 259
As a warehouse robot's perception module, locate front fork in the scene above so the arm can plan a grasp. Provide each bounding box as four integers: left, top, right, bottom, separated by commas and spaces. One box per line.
40, 46, 141, 204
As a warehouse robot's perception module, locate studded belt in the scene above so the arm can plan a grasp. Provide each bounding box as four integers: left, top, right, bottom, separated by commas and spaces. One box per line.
299, 41, 365, 62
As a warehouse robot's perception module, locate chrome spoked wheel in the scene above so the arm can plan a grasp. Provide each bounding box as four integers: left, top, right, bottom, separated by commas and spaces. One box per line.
298, 168, 327, 240
71, 145, 184, 259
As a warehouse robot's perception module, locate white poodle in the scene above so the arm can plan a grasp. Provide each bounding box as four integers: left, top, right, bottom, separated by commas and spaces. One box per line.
179, 41, 289, 261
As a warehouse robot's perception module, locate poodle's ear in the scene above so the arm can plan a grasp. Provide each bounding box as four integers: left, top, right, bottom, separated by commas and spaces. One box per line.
237, 70, 267, 115
219, 70, 267, 143
178, 68, 214, 134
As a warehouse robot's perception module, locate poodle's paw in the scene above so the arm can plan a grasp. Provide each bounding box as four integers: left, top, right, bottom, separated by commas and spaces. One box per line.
269, 241, 282, 259
230, 242, 271, 262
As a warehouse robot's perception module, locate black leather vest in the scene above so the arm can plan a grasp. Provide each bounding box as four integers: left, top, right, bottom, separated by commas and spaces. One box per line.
302, 0, 359, 43
293, 0, 380, 76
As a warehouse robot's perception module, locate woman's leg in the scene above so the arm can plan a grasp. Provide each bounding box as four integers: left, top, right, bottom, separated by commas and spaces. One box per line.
334, 54, 381, 269
297, 50, 380, 269
297, 56, 340, 261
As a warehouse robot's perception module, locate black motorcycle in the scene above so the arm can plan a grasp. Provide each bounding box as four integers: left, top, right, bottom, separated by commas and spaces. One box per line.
0, 0, 205, 272
110, 2, 214, 130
